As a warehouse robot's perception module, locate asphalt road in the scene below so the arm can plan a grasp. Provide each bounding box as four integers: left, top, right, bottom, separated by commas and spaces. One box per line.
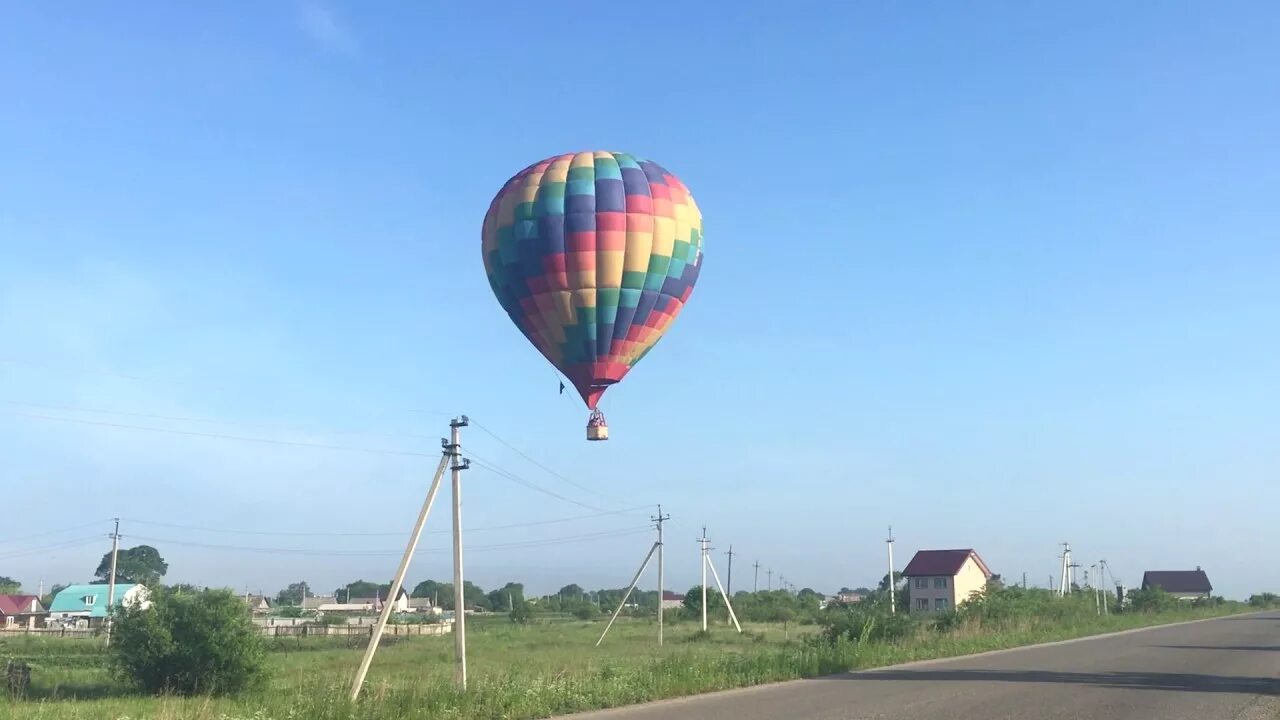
567, 612, 1280, 720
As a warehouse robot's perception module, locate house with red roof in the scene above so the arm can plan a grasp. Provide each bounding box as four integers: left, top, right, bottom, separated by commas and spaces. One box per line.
902, 549, 993, 613
0, 595, 48, 630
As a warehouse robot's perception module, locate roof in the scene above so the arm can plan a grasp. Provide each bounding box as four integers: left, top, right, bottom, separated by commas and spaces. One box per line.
0, 595, 44, 616
1142, 570, 1212, 594
48, 584, 140, 617
902, 549, 992, 578
662, 591, 684, 601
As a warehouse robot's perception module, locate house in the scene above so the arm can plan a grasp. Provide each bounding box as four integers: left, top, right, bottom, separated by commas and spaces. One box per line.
834, 591, 864, 605
47, 584, 150, 627
902, 549, 993, 613
1141, 568, 1212, 600
407, 596, 441, 615
660, 591, 685, 610
313, 588, 412, 614
0, 595, 48, 630
242, 594, 272, 613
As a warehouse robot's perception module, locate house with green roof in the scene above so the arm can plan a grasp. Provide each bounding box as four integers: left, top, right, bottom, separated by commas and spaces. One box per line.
48, 584, 150, 627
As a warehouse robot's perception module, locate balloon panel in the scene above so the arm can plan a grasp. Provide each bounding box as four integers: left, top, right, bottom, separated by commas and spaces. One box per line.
482, 151, 703, 408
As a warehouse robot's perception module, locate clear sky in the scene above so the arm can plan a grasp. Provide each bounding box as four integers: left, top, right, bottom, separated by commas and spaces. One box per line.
2, 2, 1277, 601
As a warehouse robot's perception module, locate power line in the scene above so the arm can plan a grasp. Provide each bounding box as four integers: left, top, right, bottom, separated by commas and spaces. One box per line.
470, 419, 637, 506
0, 536, 106, 561
0, 519, 110, 545
11, 412, 438, 458
123, 508, 642, 537
466, 452, 643, 514
123, 526, 652, 557
4, 400, 441, 444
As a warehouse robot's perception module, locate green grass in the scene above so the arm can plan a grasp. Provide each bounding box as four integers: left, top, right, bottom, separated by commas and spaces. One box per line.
1, 606, 1250, 720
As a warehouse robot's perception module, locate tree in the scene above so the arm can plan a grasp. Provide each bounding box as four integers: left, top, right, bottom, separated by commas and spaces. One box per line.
410, 580, 488, 610
487, 582, 524, 611
681, 585, 724, 615
412, 579, 446, 601
110, 588, 266, 695
509, 598, 533, 624
42, 583, 67, 609
338, 580, 388, 601
275, 582, 312, 606
95, 545, 168, 586
0, 576, 20, 594
558, 584, 585, 599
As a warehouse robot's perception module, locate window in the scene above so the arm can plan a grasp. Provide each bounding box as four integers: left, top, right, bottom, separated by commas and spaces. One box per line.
82, 595, 97, 605
933, 577, 948, 589
915, 598, 929, 610
913, 577, 928, 589
934, 598, 949, 611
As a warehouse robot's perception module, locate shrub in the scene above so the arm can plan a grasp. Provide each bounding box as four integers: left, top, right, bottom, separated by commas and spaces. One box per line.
1248, 592, 1279, 609
110, 588, 266, 696
572, 604, 601, 621
509, 600, 534, 624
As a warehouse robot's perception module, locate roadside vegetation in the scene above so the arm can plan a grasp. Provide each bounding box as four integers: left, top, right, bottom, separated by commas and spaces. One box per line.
1, 583, 1263, 720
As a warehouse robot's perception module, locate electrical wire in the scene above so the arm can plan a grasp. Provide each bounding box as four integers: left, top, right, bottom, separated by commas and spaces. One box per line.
470, 418, 638, 506
11, 412, 439, 458
0, 519, 110, 545
465, 452, 629, 514
123, 526, 652, 557
123, 508, 643, 537
0, 536, 106, 561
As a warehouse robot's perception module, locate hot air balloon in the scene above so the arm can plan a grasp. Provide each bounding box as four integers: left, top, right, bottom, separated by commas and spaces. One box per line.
481, 151, 704, 441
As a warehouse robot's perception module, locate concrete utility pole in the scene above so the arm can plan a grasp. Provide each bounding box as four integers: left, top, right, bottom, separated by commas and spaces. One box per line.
597, 505, 668, 648
699, 527, 709, 632
349, 446, 451, 701
753, 561, 761, 593
654, 505, 668, 646
703, 534, 742, 634
449, 416, 471, 689
105, 518, 120, 645
725, 545, 735, 597
767, 568, 773, 590
1059, 542, 1073, 597
886, 525, 896, 615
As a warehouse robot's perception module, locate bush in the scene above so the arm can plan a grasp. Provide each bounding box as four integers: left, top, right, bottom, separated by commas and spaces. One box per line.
572, 604, 602, 621
820, 606, 917, 645
1248, 592, 1279, 609
110, 588, 266, 696
509, 600, 533, 624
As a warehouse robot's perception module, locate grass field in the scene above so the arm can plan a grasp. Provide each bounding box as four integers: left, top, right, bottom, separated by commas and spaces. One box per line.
1, 606, 1250, 720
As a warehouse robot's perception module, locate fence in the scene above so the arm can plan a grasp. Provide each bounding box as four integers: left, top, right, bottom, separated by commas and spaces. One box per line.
0, 623, 452, 639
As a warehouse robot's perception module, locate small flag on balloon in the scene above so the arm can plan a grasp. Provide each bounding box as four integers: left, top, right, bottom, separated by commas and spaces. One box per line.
559, 381, 565, 395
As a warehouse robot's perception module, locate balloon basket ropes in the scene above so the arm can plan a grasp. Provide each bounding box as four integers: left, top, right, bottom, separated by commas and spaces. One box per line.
587, 410, 609, 441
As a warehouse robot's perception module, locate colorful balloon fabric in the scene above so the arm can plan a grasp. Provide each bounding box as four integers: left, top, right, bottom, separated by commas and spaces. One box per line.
482, 151, 704, 409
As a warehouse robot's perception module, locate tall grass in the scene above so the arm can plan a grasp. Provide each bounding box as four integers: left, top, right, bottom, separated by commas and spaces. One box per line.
1, 601, 1250, 720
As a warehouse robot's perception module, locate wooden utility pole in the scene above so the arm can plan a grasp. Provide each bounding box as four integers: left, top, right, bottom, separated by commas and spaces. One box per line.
753, 561, 761, 593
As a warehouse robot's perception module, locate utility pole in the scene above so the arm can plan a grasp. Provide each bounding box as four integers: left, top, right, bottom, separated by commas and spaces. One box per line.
725, 545, 735, 597
702, 531, 742, 634
753, 561, 760, 593
767, 568, 773, 590
886, 525, 896, 615
1022, 572, 1027, 589
1090, 564, 1100, 614
654, 505, 668, 646
598, 505, 668, 647
349, 425, 453, 702
699, 527, 709, 632
1058, 542, 1072, 597
449, 415, 471, 690
105, 518, 120, 645
1099, 559, 1110, 615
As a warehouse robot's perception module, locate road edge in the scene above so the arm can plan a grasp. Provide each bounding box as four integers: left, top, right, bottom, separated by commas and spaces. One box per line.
558, 610, 1272, 718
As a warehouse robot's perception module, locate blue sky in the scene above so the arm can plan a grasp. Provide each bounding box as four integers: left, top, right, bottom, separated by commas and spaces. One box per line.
1, 2, 1277, 600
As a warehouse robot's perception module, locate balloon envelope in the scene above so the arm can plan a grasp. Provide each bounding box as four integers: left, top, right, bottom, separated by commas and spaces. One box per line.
482, 151, 704, 409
